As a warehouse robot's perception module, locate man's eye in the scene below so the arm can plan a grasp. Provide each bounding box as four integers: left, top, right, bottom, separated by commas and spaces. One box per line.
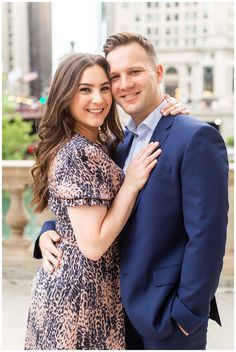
130, 70, 140, 75
110, 76, 118, 81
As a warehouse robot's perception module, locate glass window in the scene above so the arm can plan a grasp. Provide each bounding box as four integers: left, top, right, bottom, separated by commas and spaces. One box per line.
203, 67, 214, 92
147, 2, 151, 8
175, 14, 179, 20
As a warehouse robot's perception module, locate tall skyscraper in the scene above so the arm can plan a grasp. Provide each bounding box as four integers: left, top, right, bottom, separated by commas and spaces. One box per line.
28, 2, 52, 98
2, 2, 52, 98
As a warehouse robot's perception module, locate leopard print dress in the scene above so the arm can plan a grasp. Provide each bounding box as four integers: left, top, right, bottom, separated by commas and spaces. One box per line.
25, 133, 125, 350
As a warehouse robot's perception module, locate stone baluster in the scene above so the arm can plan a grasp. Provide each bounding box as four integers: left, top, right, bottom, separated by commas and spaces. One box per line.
2, 160, 34, 259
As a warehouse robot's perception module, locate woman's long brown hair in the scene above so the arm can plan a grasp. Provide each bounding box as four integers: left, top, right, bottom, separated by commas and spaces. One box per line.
32, 53, 124, 213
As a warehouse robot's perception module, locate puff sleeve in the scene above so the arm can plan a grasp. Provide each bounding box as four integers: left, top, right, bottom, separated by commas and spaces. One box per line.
51, 139, 122, 208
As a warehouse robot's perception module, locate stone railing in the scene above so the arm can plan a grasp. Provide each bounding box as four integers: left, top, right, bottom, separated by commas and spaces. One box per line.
2, 160, 234, 282
2, 160, 52, 263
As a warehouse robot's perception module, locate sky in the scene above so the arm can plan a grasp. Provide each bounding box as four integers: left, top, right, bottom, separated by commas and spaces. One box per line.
52, 2, 102, 72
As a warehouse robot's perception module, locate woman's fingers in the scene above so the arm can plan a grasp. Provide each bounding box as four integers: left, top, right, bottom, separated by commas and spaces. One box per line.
146, 159, 158, 172
137, 141, 159, 161
161, 101, 190, 116
144, 148, 162, 167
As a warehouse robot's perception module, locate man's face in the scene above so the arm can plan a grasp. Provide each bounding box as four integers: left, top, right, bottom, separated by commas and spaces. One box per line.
106, 42, 163, 124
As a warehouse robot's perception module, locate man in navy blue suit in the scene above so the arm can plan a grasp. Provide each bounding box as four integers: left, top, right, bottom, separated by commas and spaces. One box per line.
33, 33, 228, 349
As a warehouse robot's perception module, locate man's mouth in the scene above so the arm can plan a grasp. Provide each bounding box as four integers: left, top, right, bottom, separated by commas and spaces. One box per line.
87, 108, 104, 113
121, 92, 141, 99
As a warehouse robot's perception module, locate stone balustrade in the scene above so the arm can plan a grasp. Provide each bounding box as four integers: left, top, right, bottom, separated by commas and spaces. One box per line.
2, 160, 234, 283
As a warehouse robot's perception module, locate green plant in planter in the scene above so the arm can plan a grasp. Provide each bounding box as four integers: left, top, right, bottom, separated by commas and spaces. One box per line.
2, 89, 38, 160
2, 115, 38, 160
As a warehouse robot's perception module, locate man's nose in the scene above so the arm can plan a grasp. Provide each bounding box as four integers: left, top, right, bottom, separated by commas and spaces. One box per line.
119, 76, 133, 90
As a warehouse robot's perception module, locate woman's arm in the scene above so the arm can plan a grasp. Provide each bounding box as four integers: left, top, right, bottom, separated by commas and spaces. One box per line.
68, 142, 161, 261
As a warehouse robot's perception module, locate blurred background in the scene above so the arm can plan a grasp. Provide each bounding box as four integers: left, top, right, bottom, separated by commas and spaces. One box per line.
2, 1, 234, 350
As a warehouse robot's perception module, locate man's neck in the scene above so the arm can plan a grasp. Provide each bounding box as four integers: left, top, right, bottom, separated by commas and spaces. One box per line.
131, 96, 165, 126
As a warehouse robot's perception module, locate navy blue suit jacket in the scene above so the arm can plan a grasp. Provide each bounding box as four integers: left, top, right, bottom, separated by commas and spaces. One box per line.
34, 114, 228, 341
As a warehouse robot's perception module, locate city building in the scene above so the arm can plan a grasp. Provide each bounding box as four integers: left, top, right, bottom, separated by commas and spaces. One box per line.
2, 2, 52, 98
102, 2, 234, 140
2, 2, 30, 96
28, 3, 52, 98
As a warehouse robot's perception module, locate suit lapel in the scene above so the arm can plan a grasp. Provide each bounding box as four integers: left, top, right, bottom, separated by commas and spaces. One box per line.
113, 130, 134, 168
132, 115, 174, 214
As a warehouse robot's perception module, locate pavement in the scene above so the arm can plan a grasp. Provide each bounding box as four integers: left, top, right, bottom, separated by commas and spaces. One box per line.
2, 264, 234, 351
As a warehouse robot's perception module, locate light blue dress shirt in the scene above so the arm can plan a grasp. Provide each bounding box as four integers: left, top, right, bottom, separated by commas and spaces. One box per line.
123, 100, 167, 173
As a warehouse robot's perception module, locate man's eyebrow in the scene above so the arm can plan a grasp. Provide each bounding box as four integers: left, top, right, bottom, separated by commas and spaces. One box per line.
110, 67, 144, 75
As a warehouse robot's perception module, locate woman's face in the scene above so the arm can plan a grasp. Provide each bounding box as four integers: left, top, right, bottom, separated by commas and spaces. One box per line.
69, 64, 112, 136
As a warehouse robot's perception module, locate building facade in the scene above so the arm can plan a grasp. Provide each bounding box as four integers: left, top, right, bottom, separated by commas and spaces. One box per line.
2, 2, 52, 98
2, 2, 30, 96
102, 2, 234, 140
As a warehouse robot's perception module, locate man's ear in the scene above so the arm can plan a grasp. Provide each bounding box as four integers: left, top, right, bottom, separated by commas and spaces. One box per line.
156, 64, 164, 83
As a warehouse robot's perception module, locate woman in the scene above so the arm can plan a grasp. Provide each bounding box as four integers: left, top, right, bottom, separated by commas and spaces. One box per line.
24, 53, 161, 350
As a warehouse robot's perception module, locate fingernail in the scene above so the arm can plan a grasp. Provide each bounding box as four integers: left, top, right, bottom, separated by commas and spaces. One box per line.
163, 112, 167, 116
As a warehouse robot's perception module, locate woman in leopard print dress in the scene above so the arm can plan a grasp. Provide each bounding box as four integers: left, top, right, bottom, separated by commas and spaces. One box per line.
24, 53, 160, 350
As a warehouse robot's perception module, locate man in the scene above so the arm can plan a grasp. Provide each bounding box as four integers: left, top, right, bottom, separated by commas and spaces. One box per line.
33, 33, 228, 349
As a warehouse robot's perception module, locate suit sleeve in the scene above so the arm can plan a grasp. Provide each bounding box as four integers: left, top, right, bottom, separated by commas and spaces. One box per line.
171, 125, 228, 333
33, 220, 56, 259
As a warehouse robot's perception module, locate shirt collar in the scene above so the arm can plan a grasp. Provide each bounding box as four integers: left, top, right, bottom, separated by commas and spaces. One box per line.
125, 99, 167, 135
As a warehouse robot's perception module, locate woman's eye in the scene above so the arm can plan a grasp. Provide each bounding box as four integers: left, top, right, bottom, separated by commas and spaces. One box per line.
101, 86, 111, 91
79, 87, 90, 92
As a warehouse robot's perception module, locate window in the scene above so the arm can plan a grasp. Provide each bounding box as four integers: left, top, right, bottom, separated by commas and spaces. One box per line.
188, 83, 192, 94
175, 14, 179, 20
203, 67, 214, 92
155, 27, 159, 35
166, 28, 170, 35
135, 15, 140, 22
166, 14, 171, 21
147, 2, 151, 8
187, 66, 192, 75
147, 27, 151, 35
